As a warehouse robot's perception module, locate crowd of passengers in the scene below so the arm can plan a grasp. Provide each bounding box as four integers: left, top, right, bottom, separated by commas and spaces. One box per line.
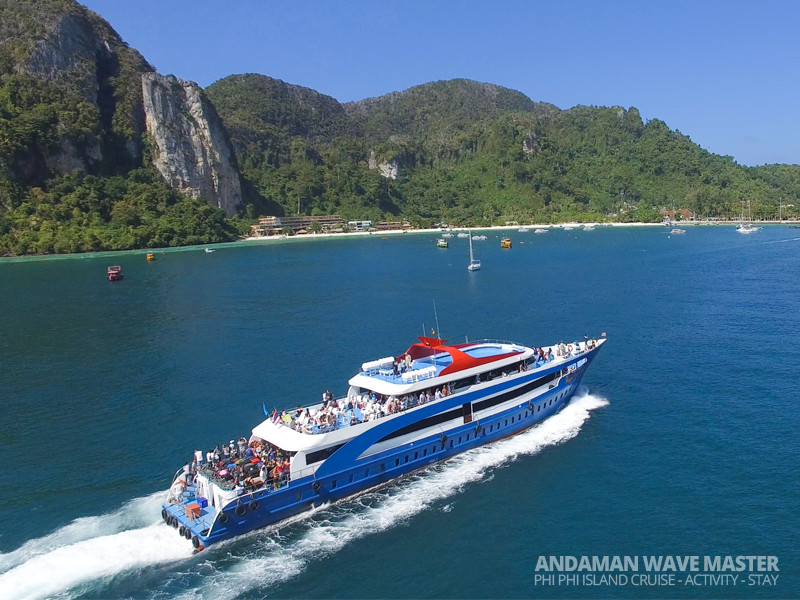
186, 437, 291, 494
270, 340, 594, 435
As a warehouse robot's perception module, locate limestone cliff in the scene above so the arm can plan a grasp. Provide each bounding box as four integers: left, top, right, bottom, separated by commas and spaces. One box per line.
0, 0, 152, 178
142, 73, 242, 217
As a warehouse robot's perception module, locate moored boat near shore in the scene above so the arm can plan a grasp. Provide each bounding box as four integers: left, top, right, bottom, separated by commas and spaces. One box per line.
162, 334, 607, 550
107, 266, 123, 281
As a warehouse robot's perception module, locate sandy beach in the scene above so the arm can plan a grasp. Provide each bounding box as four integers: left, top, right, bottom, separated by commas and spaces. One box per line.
240, 219, 790, 244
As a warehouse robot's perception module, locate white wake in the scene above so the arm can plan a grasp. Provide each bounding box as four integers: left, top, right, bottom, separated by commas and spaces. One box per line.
174, 388, 608, 599
0, 389, 607, 600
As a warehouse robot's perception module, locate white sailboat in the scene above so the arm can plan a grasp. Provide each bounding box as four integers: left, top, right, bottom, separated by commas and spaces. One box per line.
467, 230, 481, 271
736, 200, 760, 234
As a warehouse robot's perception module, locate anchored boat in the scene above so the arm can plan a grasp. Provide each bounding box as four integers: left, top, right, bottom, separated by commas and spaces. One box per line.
107, 266, 123, 281
163, 334, 607, 550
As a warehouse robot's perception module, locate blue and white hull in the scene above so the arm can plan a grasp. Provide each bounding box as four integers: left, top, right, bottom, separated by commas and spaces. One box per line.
163, 338, 605, 549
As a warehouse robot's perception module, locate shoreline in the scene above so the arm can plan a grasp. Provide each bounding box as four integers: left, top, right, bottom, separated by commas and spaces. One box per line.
3, 220, 799, 263
240, 219, 800, 244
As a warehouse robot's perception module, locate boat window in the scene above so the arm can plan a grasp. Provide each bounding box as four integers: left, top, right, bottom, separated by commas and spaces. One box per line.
296, 492, 302, 501
306, 443, 345, 465
471, 371, 559, 414
404, 455, 409, 463
331, 479, 337, 489
381, 463, 386, 472
377, 406, 462, 443
414, 452, 418, 460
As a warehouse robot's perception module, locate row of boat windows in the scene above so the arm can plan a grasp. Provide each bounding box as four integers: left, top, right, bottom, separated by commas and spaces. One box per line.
281, 390, 574, 502
307, 375, 572, 468
321, 390, 572, 489
378, 369, 562, 444
308, 375, 570, 466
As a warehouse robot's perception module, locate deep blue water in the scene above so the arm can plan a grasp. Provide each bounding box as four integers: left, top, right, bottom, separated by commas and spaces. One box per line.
0, 226, 797, 599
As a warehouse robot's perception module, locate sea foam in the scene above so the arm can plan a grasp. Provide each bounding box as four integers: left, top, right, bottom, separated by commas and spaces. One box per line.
0, 389, 606, 599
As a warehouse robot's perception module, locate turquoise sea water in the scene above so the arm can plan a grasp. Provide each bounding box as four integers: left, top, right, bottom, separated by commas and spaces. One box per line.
0, 226, 798, 599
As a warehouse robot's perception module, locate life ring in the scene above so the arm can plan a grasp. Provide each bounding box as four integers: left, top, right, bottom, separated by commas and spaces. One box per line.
528, 400, 534, 411
250, 501, 260, 511
235, 504, 246, 517
312, 481, 321, 493
218, 512, 228, 524
567, 344, 573, 352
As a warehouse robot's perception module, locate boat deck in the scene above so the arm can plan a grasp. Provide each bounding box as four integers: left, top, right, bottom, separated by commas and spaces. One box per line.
360, 342, 524, 384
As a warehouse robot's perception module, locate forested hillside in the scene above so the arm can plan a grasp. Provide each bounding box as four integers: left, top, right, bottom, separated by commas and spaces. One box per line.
0, 0, 236, 255
209, 75, 800, 227
2, 0, 799, 256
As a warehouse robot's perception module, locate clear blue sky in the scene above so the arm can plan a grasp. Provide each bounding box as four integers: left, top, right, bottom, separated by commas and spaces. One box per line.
80, 0, 799, 167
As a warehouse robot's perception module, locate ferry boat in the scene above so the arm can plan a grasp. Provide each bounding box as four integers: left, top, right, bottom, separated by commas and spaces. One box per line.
162, 334, 606, 550
107, 266, 123, 281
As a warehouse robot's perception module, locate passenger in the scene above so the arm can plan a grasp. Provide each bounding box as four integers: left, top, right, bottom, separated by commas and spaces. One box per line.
194, 448, 203, 465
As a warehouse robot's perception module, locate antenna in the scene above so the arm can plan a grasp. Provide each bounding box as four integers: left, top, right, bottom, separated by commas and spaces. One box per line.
432, 300, 442, 368
433, 300, 442, 341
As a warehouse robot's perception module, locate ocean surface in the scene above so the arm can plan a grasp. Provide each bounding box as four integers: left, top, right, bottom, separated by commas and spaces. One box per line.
0, 225, 797, 599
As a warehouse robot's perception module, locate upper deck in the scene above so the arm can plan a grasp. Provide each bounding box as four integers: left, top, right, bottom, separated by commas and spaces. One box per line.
349, 339, 531, 395
251, 337, 607, 458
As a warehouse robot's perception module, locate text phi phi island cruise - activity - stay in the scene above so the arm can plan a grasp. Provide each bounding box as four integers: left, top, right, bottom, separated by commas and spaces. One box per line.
162, 333, 607, 550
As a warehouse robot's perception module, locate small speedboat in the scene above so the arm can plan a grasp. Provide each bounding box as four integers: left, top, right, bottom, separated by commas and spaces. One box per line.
204, 248, 215, 253
107, 266, 123, 281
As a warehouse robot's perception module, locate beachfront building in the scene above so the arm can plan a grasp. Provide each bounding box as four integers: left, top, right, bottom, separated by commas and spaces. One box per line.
375, 220, 411, 231
660, 208, 695, 221
250, 215, 344, 236
347, 220, 373, 232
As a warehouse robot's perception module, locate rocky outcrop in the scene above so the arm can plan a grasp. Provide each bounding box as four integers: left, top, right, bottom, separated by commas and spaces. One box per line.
368, 150, 399, 180
142, 73, 242, 217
